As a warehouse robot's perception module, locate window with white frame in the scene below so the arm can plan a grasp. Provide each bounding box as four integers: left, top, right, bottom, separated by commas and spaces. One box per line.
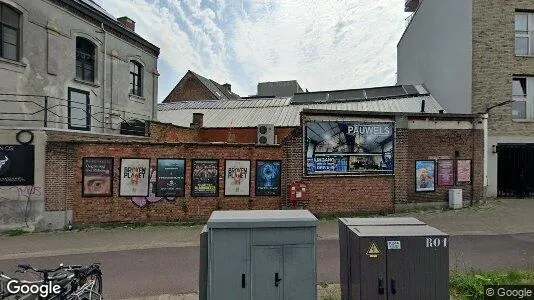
512, 78, 528, 119
515, 13, 533, 56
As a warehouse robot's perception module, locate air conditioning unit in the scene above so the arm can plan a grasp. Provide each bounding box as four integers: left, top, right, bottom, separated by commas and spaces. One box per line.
257, 124, 275, 145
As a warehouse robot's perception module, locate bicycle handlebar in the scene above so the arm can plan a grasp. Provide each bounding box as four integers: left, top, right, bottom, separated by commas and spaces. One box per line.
17, 264, 67, 273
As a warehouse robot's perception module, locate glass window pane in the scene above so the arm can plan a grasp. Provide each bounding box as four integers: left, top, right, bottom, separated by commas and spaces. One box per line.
130, 62, 134, 73
516, 14, 528, 31
2, 5, 19, 28
83, 68, 94, 81
69, 90, 89, 128
513, 78, 527, 95
3, 42, 17, 60
516, 37, 529, 55
2, 27, 17, 44
512, 101, 526, 119
76, 66, 83, 79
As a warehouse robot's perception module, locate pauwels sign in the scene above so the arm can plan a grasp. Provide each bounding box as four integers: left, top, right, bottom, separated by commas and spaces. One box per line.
0, 145, 34, 186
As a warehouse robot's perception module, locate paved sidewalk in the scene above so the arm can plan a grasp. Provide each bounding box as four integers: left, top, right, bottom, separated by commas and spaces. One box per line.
1, 199, 533, 260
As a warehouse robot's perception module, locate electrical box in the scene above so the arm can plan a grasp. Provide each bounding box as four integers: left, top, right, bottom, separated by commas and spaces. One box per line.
288, 182, 309, 204
449, 189, 463, 209
339, 218, 449, 300
200, 210, 318, 300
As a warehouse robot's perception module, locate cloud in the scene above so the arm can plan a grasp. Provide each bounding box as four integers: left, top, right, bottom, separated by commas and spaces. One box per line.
100, 0, 410, 100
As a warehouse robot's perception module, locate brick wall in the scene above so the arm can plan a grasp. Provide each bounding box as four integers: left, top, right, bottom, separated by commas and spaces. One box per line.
472, 0, 534, 135
282, 128, 395, 216
149, 122, 199, 142
46, 141, 283, 225
45, 143, 75, 211
199, 127, 295, 144
406, 129, 484, 203
163, 72, 217, 102
394, 128, 409, 203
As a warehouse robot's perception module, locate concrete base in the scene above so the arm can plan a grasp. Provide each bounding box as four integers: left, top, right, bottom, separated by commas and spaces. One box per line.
0, 199, 44, 232
40, 210, 73, 231
395, 201, 448, 212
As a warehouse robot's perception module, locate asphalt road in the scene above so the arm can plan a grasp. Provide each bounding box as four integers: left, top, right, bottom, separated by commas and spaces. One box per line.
0, 234, 532, 299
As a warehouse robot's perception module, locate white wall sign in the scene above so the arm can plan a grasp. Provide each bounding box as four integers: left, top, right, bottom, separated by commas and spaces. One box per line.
120, 158, 150, 197
224, 160, 251, 196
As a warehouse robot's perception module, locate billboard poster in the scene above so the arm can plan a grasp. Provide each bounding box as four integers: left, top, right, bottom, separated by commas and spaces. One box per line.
415, 160, 436, 192
305, 122, 394, 175
191, 160, 219, 197
256, 160, 281, 196
119, 158, 150, 197
437, 159, 454, 187
225, 160, 251, 196
457, 159, 472, 183
156, 159, 185, 197
82, 157, 113, 196
0, 145, 34, 186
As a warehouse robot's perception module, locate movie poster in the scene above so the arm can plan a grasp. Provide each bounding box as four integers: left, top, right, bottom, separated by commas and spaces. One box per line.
256, 160, 281, 196
156, 159, 185, 197
305, 122, 394, 175
191, 160, 219, 197
457, 159, 472, 183
437, 159, 454, 186
120, 158, 150, 196
82, 157, 113, 196
0, 145, 34, 186
225, 160, 251, 196
415, 160, 436, 192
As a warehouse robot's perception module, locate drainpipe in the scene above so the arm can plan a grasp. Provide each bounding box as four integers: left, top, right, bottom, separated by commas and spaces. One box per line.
152, 68, 159, 120
100, 23, 109, 131
471, 116, 476, 206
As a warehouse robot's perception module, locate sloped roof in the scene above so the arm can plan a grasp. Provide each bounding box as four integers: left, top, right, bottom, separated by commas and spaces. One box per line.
191, 71, 240, 100
157, 95, 444, 128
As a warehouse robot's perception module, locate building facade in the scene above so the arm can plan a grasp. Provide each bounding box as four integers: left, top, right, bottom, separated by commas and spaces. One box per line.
397, 0, 534, 197
0, 0, 159, 230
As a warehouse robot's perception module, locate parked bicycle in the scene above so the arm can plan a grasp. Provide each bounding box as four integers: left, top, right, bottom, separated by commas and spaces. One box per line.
0, 263, 102, 300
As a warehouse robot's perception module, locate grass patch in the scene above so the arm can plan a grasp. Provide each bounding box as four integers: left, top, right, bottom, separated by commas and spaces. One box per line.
450, 269, 534, 300
7, 228, 26, 236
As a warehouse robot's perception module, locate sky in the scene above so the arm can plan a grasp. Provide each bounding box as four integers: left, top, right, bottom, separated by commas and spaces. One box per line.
98, 0, 411, 102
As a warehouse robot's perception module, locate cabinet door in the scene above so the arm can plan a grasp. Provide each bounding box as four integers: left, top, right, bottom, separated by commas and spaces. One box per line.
252, 246, 282, 300
210, 229, 249, 300
359, 237, 387, 300
283, 244, 316, 300
386, 236, 449, 300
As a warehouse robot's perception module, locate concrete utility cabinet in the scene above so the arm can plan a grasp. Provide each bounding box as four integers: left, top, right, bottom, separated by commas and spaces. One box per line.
200, 210, 318, 300
339, 218, 449, 300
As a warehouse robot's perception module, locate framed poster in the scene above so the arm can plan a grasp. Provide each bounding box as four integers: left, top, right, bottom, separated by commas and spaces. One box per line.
82, 157, 113, 196
191, 159, 219, 197
457, 159, 472, 183
0, 145, 34, 186
415, 160, 436, 192
437, 159, 454, 187
155, 159, 186, 197
256, 160, 282, 196
224, 160, 251, 196
305, 122, 394, 175
119, 158, 150, 197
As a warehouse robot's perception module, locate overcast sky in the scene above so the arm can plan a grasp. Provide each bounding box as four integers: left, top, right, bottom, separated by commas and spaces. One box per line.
99, 0, 411, 101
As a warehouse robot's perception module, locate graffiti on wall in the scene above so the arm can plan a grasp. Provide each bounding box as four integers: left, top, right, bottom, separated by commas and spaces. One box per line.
131, 165, 175, 207
0, 185, 42, 202
0, 185, 43, 225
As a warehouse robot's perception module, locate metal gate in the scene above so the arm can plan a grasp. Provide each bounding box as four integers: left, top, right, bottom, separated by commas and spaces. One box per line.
497, 144, 534, 197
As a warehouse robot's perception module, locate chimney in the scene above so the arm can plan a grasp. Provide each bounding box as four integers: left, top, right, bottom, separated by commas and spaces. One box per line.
222, 83, 231, 92
190, 113, 204, 129
117, 16, 135, 32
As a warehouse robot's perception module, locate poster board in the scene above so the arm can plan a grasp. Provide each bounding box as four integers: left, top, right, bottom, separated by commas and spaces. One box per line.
457, 159, 472, 183
255, 160, 282, 196
437, 159, 454, 187
224, 160, 251, 196
82, 157, 113, 196
0, 145, 34, 186
119, 158, 150, 197
155, 159, 186, 197
415, 160, 436, 192
191, 159, 219, 197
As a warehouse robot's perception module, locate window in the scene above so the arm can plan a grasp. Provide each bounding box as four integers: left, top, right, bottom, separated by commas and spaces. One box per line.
68, 88, 90, 130
130, 61, 142, 96
512, 78, 527, 119
76, 37, 95, 82
0, 3, 20, 61
515, 13, 533, 56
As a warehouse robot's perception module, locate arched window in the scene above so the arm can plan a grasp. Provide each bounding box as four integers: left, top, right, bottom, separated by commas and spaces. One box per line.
0, 3, 20, 61
76, 37, 95, 82
130, 60, 142, 96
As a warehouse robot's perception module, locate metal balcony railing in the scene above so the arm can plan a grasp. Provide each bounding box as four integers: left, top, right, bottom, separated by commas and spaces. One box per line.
0, 93, 152, 136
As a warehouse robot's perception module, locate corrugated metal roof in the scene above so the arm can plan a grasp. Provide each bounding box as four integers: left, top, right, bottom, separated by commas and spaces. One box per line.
157, 96, 444, 128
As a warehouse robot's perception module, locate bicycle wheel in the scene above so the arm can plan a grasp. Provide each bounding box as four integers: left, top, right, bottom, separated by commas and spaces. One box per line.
86, 272, 102, 295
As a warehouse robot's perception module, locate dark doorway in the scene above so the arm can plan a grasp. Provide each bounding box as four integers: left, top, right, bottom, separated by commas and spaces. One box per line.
497, 144, 534, 197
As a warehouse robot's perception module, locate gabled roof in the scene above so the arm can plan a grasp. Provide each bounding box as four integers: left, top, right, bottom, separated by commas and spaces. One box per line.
191, 71, 240, 100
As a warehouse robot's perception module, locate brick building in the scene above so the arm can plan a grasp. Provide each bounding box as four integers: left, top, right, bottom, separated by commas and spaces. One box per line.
163, 70, 240, 102
397, 0, 534, 197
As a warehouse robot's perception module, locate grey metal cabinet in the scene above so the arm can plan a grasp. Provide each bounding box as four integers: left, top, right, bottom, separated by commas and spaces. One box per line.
339, 218, 449, 300
200, 210, 318, 300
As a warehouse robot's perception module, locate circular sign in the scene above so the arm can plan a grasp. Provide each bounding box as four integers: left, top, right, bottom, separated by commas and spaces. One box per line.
16, 130, 34, 145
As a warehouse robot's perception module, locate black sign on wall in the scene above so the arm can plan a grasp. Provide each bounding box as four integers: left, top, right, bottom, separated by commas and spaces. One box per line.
156, 159, 186, 197
0, 145, 35, 186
